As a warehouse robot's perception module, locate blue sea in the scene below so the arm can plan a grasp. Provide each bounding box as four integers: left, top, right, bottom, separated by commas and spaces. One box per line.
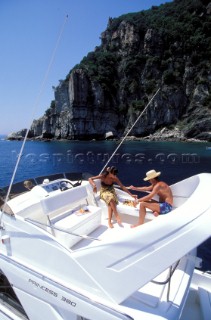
0, 135, 211, 270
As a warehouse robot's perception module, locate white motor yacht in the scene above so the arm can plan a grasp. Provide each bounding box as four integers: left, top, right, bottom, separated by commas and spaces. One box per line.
0, 172, 210, 320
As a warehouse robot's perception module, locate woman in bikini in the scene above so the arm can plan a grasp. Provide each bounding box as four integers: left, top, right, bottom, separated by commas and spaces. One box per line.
89, 166, 135, 228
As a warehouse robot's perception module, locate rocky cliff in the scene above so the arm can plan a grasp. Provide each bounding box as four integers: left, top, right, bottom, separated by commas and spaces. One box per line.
9, 0, 211, 142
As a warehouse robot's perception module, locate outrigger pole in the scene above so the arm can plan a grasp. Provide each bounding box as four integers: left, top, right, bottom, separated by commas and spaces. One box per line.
100, 87, 160, 174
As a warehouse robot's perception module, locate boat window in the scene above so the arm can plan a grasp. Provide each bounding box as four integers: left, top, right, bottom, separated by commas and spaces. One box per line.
35, 173, 65, 184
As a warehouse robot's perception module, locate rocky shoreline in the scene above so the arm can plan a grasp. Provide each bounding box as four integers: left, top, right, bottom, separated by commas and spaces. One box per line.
6, 127, 210, 143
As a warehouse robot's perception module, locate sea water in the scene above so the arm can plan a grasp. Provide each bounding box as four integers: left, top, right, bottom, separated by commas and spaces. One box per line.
0, 136, 211, 269
0, 137, 210, 187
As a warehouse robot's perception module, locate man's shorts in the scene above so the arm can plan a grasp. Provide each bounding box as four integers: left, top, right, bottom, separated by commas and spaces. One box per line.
159, 202, 172, 215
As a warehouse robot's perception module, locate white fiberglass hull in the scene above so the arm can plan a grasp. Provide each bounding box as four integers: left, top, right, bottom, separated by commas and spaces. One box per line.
0, 173, 210, 320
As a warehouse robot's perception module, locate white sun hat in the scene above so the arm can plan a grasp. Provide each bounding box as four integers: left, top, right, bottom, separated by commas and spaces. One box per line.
143, 169, 161, 181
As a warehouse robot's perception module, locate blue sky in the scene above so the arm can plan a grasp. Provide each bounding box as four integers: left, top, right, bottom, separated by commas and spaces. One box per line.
0, 0, 172, 135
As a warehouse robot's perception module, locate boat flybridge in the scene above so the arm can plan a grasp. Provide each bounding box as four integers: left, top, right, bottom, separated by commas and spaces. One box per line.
0, 172, 211, 320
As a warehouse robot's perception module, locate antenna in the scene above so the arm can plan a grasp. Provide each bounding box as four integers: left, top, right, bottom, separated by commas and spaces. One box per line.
0, 15, 69, 223
100, 87, 160, 174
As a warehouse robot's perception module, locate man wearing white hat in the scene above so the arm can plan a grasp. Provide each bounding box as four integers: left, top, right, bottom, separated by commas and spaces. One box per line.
128, 169, 173, 227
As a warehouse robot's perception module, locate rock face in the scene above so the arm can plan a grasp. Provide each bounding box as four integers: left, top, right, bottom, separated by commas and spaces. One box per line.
9, 0, 211, 142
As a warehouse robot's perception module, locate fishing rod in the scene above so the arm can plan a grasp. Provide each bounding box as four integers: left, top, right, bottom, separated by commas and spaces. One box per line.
0, 15, 69, 223
99, 87, 160, 174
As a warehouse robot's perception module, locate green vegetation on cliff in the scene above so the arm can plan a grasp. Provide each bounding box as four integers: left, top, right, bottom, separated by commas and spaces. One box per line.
72, 0, 210, 98
31, 0, 211, 141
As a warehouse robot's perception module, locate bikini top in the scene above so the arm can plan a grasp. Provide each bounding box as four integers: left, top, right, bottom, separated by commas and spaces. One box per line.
101, 181, 113, 187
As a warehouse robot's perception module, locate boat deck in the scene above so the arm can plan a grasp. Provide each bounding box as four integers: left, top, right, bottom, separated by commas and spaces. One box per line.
71, 216, 198, 320
71, 213, 147, 250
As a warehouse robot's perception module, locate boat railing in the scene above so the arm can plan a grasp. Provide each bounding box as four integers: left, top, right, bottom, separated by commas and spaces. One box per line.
0, 172, 90, 200
25, 217, 100, 244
